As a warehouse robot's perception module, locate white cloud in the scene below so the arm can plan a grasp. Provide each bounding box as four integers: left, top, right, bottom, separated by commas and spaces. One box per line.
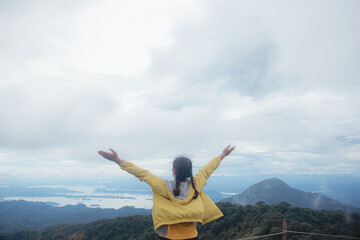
0, 0, 359, 181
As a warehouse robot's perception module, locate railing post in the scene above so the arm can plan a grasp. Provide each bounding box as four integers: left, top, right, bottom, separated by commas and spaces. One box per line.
282, 218, 287, 240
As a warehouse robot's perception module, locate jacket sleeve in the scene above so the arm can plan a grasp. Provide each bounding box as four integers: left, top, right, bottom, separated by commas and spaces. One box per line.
120, 161, 168, 197
193, 156, 222, 192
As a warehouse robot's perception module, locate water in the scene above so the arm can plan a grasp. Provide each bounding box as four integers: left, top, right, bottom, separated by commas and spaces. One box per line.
1, 185, 153, 209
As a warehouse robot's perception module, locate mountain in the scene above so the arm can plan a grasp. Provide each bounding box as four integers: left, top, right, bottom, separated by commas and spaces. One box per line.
0, 200, 151, 235
222, 177, 360, 213
2, 202, 360, 240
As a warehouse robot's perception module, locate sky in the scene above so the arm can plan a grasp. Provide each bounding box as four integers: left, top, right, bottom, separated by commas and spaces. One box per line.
0, 0, 359, 185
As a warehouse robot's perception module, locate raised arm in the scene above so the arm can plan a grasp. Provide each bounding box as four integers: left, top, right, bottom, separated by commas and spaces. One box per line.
98, 149, 168, 197
194, 145, 235, 191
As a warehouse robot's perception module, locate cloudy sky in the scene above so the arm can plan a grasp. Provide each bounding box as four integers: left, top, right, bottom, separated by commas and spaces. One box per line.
0, 0, 359, 184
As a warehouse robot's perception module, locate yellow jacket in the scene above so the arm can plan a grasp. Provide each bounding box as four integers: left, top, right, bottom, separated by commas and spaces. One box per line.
120, 156, 224, 230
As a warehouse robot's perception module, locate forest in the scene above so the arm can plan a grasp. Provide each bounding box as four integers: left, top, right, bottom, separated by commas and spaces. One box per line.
1, 202, 359, 240
0, 200, 151, 235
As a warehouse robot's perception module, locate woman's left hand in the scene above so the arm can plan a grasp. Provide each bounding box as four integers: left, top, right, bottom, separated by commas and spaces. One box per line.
219, 145, 235, 160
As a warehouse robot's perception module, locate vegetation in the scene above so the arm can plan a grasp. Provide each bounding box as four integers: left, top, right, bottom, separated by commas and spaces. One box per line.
223, 178, 360, 213
198, 201, 360, 239
1, 202, 359, 240
0, 200, 151, 235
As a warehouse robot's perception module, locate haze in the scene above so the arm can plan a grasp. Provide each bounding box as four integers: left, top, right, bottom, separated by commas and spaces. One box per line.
0, 1, 359, 189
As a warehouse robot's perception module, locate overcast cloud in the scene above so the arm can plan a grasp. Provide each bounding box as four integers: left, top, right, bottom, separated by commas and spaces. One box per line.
0, 0, 359, 182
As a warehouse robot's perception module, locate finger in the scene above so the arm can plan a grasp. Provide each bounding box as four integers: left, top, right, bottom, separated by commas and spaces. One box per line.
109, 148, 117, 156
99, 153, 108, 158
224, 146, 235, 155
99, 151, 111, 157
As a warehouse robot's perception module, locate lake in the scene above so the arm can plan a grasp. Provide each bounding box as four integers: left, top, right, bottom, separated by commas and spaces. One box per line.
1, 185, 153, 209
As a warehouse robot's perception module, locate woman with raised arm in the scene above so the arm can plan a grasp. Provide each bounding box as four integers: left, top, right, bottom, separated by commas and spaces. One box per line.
98, 145, 235, 240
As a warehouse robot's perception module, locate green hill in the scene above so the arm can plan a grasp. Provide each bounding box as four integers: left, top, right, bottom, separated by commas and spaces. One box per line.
2, 202, 359, 240
222, 178, 360, 213
0, 200, 151, 235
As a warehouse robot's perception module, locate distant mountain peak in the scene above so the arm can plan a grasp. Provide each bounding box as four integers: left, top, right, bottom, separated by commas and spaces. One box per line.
257, 177, 288, 185
222, 178, 360, 213
245, 177, 290, 193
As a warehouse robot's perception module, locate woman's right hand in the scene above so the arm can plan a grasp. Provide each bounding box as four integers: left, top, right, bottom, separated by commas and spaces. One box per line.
219, 145, 235, 160
98, 148, 124, 165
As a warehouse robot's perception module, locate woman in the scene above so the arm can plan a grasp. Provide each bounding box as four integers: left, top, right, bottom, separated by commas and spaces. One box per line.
98, 145, 235, 240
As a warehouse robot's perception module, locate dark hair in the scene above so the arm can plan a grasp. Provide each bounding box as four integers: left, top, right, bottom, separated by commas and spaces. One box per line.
172, 156, 199, 199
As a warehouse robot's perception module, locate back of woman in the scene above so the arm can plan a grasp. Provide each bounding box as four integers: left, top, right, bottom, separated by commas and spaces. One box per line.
98, 145, 235, 240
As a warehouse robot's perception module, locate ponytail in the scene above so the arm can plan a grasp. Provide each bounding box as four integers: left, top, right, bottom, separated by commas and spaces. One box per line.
172, 156, 199, 199
173, 177, 181, 196
173, 176, 199, 199
190, 175, 199, 199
